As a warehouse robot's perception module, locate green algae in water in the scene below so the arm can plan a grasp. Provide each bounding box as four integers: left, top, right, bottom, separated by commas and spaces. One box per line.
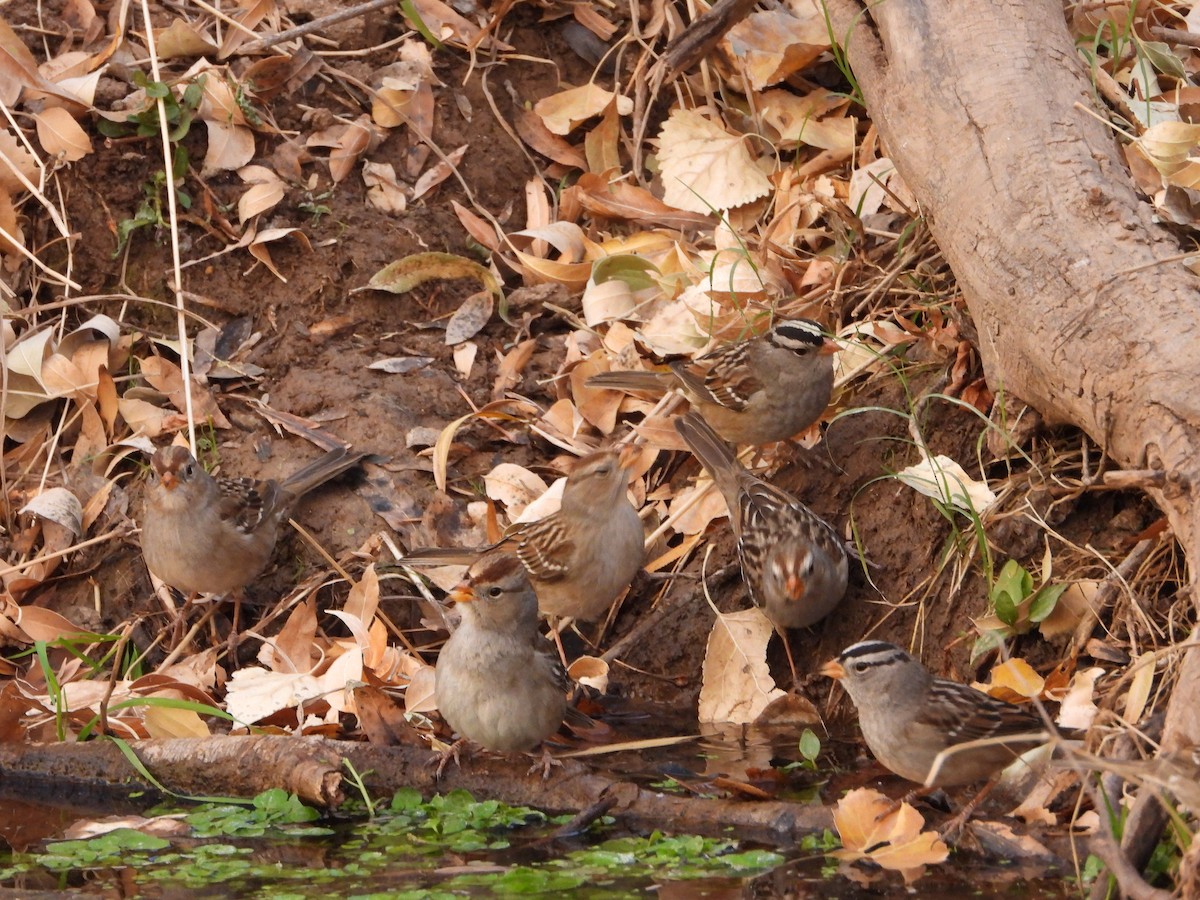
3, 788, 782, 897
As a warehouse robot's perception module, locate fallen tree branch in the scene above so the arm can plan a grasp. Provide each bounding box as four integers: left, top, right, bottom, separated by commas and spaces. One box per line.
0, 736, 831, 844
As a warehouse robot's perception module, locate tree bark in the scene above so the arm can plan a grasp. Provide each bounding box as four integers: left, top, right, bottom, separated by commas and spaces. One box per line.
0, 736, 832, 845
823, 0, 1200, 887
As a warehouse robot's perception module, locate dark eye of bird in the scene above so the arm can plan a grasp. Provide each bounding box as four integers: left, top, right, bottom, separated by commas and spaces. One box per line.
853, 661, 868, 674
487, 586, 503, 599
183, 463, 193, 478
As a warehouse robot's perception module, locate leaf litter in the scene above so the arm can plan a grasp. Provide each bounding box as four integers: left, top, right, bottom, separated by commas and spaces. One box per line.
0, 0, 1192, 892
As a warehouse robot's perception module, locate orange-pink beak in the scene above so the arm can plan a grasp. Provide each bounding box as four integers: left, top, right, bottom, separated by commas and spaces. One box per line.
448, 584, 475, 605
159, 471, 178, 490
819, 659, 845, 679
818, 338, 840, 356
785, 574, 806, 601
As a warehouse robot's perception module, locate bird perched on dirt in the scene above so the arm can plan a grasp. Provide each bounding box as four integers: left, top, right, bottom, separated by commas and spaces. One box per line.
434, 551, 569, 778
586, 318, 838, 445
820, 640, 1055, 787
403, 446, 645, 622
141, 444, 366, 596
675, 411, 847, 678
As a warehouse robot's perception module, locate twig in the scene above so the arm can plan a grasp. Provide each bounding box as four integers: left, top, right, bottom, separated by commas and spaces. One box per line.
238, 0, 396, 55
1071, 537, 1159, 656
1085, 781, 1174, 900
139, 0, 195, 453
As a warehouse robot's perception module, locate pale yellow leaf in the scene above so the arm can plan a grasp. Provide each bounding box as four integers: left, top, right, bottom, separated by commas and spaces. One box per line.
655, 108, 772, 213
896, 452, 996, 514
1123, 651, 1156, 725
343, 564, 380, 629
406, 663, 438, 713
203, 120, 255, 175
534, 83, 632, 135
453, 340, 477, 378
1057, 666, 1104, 730
154, 18, 219, 58
237, 179, 285, 223
224, 667, 326, 725
411, 144, 467, 200
975, 657, 1044, 701
698, 607, 785, 724
362, 160, 408, 214
33, 107, 91, 162
483, 463, 548, 515
144, 705, 210, 738
1139, 120, 1200, 175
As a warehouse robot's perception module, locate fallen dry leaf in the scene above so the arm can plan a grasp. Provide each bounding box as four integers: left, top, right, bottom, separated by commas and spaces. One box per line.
724, 6, 829, 90
1056, 666, 1103, 730
831, 788, 948, 883
535, 83, 632, 135
444, 290, 493, 344
655, 108, 772, 213
974, 657, 1045, 702
896, 452, 997, 515
33, 107, 91, 162
698, 606, 785, 724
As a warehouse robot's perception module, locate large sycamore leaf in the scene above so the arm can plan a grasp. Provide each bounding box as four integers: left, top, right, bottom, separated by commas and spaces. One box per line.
654, 108, 771, 213
698, 607, 785, 724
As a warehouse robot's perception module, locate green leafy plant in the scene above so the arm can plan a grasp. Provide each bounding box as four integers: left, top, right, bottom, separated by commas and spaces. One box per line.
98, 73, 204, 141
187, 789, 324, 838
100, 74, 202, 254
782, 728, 823, 772
973, 558, 1068, 659
38, 828, 171, 872
114, 149, 192, 255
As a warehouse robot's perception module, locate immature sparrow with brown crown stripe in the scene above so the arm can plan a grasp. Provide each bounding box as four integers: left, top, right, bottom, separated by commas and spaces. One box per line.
821, 640, 1056, 787
434, 551, 569, 778
141, 444, 366, 596
403, 447, 645, 622
675, 411, 848, 632
587, 318, 838, 445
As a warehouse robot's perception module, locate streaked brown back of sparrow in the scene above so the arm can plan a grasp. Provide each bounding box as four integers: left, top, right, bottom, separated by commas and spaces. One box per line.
404, 446, 645, 621
435, 552, 568, 752
587, 318, 838, 445
821, 641, 1053, 786
141, 445, 365, 596
675, 411, 847, 629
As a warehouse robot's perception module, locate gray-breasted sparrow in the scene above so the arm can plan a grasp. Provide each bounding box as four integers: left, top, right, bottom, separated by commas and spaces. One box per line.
587, 318, 837, 445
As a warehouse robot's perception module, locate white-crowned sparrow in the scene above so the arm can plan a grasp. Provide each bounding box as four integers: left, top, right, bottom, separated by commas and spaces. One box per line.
586, 318, 838, 445
141, 445, 365, 596
434, 551, 569, 775
404, 447, 645, 621
821, 640, 1054, 786
675, 411, 847, 631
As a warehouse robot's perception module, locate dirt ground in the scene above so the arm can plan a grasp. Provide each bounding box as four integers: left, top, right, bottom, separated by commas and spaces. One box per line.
10, 1, 1166, 714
